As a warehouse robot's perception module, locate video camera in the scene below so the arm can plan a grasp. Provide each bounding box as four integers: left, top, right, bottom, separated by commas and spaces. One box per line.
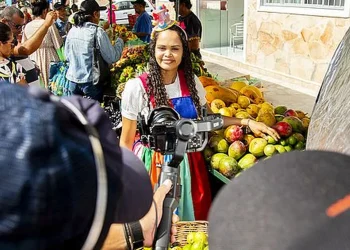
137, 106, 223, 155
138, 106, 223, 250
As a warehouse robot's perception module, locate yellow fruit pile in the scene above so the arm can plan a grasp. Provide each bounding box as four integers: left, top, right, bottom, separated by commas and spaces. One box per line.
198, 77, 265, 113
142, 232, 209, 250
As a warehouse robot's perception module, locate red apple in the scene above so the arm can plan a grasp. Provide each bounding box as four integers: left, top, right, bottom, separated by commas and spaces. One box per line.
284, 109, 298, 117
272, 121, 293, 137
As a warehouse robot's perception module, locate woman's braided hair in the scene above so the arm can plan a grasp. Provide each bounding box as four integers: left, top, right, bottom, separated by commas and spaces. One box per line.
147, 25, 202, 118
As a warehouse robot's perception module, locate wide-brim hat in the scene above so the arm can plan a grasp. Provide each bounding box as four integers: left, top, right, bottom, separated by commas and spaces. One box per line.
209, 150, 350, 250
0, 84, 152, 249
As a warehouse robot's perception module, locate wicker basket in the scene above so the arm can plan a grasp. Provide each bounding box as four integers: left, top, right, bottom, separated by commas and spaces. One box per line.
174, 221, 209, 247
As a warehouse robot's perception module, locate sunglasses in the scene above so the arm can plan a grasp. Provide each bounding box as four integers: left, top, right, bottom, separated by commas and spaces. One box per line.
7, 20, 23, 30
2, 39, 18, 47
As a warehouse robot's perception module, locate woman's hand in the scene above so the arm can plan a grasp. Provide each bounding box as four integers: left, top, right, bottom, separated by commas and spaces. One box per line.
247, 119, 280, 141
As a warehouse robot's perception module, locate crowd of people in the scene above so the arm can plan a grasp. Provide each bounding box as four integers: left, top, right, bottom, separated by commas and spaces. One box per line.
1, 0, 349, 249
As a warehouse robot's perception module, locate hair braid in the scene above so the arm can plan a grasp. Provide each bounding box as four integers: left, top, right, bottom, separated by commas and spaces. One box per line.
147, 25, 202, 117
147, 41, 169, 107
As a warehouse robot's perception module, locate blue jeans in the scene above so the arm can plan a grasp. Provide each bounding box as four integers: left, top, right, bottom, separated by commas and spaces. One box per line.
69, 81, 103, 102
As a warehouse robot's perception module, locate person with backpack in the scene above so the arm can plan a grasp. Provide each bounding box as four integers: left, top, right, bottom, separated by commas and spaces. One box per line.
64, 0, 126, 101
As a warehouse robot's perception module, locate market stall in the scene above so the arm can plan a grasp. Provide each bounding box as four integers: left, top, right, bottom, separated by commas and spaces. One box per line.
108, 35, 310, 185
198, 76, 310, 184
48, 21, 311, 250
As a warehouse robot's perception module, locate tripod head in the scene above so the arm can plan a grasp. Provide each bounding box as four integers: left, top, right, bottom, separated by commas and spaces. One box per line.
137, 106, 223, 249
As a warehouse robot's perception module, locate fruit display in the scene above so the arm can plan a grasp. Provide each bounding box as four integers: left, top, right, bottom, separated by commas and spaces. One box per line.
203, 82, 310, 178
105, 24, 138, 43
111, 45, 150, 98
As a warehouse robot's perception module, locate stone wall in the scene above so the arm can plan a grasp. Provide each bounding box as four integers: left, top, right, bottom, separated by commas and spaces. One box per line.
246, 0, 350, 83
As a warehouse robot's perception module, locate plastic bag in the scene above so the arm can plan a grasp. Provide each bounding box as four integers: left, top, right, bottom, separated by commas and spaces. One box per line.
306, 27, 350, 155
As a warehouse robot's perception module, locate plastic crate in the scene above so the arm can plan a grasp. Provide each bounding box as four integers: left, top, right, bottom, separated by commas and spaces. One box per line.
128, 14, 138, 27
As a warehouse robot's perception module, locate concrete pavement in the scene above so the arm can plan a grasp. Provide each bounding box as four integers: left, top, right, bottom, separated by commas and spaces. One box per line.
203, 60, 317, 115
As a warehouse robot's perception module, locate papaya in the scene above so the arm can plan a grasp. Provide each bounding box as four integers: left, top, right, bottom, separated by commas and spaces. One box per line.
205, 85, 240, 104
198, 76, 219, 87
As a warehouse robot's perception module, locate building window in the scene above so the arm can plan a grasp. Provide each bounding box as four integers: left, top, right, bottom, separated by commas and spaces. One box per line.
258, 0, 350, 17
263, 0, 345, 8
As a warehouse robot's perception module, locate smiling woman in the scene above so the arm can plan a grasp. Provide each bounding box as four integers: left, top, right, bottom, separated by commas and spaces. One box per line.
120, 22, 209, 221
120, 13, 280, 221
0, 23, 26, 84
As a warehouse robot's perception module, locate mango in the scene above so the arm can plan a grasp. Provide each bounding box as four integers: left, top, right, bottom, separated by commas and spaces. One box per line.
210, 153, 227, 170
275, 145, 286, 154
243, 134, 255, 146
249, 138, 268, 157
275, 114, 285, 122
274, 105, 288, 115
228, 141, 246, 160
219, 156, 239, 178
264, 144, 277, 156
282, 116, 304, 133
209, 135, 228, 153
238, 153, 257, 169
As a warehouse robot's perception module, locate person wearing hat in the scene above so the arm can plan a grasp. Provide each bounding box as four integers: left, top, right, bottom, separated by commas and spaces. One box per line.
0, 83, 179, 250
53, 2, 68, 39
177, 0, 202, 58
209, 150, 350, 249
71, 3, 78, 13
131, 0, 152, 43
65, 0, 126, 101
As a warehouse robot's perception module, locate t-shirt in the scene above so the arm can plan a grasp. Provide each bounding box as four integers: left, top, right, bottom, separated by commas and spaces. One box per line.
133, 12, 152, 43
55, 18, 67, 39
0, 59, 17, 84
179, 12, 202, 41
121, 73, 207, 120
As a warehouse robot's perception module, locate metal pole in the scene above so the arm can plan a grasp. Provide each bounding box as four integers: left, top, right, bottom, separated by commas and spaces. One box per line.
109, 0, 112, 26
175, 0, 180, 21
